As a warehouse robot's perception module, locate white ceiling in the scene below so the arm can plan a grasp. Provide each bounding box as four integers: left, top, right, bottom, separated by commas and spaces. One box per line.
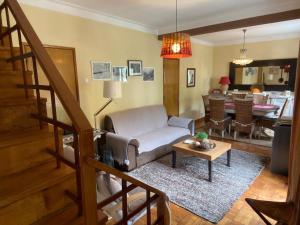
194, 19, 300, 46
20, 0, 300, 45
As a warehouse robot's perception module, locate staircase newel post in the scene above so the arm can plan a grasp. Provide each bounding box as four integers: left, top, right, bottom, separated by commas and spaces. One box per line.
79, 128, 98, 225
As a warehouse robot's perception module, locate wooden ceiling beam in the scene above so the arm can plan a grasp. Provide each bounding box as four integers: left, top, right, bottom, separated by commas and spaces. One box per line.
158, 9, 300, 39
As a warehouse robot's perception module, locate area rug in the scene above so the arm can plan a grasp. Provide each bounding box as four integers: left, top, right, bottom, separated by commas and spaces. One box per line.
128, 150, 265, 223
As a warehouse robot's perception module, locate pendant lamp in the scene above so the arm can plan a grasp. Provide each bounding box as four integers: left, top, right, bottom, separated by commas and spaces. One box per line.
160, 0, 192, 58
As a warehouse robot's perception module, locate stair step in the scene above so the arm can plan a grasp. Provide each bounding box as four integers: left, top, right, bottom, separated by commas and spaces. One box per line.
0, 128, 56, 177
0, 161, 75, 208
0, 56, 22, 70
0, 163, 76, 225
0, 46, 20, 58
0, 70, 33, 88
0, 28, 10, 47
0, 97, 47, 132
31, 203, 80, 225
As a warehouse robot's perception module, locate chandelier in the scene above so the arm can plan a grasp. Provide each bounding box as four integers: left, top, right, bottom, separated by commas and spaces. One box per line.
233, 29, 253, 66
160, 0, 192, 58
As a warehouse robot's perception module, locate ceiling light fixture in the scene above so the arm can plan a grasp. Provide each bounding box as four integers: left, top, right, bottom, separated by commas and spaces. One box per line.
160, 0, 192, 59
233, 29, 253, 66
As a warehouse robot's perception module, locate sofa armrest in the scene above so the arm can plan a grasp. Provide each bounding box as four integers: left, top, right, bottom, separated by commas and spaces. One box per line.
106, 132, 139, 168
168, 116, 195, 135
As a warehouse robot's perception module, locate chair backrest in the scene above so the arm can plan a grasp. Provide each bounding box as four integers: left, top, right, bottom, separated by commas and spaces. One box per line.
232, 93, 247, 99
253, 94, 269, 104
209, 98, 225, 121
202, 95, 209, 112
235, 99, 253, 124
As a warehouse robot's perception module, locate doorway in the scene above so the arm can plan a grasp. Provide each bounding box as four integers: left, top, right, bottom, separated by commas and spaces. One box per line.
163, 58, 179, 116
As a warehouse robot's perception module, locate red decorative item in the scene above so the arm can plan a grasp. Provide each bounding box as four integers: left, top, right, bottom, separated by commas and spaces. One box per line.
160, 32, 192, 59
219, 76, 231, 94
219, 76, 231, 85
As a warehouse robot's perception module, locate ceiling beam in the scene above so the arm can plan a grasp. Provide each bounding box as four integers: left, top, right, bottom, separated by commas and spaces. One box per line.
158, 9, 300, 39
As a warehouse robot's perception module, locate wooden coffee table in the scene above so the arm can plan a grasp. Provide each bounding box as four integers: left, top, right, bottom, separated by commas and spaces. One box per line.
172, 139, 232, 182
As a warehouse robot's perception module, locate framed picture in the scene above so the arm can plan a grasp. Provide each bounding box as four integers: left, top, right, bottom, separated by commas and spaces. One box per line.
187, 68, 196, 87
143, 67, 154, 81
91, 61, 111, 80
112, 66, 128, 82
128, 60, 142, 76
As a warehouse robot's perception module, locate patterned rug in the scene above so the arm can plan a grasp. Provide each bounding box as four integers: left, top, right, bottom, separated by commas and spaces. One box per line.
128, 150, 265, 223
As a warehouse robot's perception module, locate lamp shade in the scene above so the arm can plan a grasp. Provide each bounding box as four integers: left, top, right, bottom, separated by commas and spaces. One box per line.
219, 76, 231, 85
160, 32, 192, 59
103, 80, 122, 99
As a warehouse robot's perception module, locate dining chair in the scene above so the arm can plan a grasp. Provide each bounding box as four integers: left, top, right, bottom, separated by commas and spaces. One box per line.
232, 93, 247, 99
208, 98, 231, 138
233, 99, 256, 140
202, 95, 210, 123
253, 94, 269, 104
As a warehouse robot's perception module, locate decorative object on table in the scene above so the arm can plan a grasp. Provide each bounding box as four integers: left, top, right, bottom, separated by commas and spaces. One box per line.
160, 0, 192, 59
91, 61, 111, 80
219, 76, 231, 94
195, 132, 208, 141
143, 67, 155, 81
94, 80, 122, 129
128, 60, 142, 76
112, 66, 128, 82
128, 150, 265, 223
233, 29, 253, 66
191, 140, 216, 150
186, 68, 195, 87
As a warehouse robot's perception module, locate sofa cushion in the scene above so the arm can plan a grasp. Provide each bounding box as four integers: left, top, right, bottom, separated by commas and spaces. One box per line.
107, 105, 168, 138
134, 126, 190, 154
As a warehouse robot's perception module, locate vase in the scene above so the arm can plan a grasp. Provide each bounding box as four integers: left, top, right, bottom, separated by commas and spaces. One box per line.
220, 84, 229, 94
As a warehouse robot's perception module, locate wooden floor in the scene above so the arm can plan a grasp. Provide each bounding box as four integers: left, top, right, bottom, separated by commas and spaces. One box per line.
135, 140, 288, 225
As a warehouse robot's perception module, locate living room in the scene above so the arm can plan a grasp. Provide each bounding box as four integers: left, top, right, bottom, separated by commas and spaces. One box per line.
0, 0, 299, 225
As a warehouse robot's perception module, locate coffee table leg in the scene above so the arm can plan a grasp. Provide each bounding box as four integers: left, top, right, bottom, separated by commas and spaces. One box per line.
208, 161, 212, 182
227, 150, 231, 167
172, 150, 177, 168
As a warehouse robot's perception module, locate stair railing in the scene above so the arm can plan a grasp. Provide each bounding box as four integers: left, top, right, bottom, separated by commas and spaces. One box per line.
0, 0, 168, 224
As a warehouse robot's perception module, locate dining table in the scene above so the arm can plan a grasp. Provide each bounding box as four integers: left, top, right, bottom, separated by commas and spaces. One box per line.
224, 102, 280, 117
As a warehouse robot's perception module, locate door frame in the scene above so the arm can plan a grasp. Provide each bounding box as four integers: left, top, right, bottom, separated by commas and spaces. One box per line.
22, 43, 80, 103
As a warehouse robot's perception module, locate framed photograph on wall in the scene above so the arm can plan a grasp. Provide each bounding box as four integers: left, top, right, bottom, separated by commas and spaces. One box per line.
112, 66, 128, 82
91, 61, 111, 80
128, 60, 142, 76
187, 68, 196, 87
143, 67, 155, 81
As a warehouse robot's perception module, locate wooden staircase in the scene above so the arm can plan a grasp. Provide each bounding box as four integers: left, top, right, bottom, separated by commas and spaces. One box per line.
0, 35, 86, 225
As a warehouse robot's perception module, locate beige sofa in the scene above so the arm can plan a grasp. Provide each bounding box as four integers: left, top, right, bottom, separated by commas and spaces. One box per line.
104, 105, 194, 171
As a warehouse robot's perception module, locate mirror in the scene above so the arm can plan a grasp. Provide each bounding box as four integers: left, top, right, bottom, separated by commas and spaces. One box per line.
229, 58, 297, 91
234, 65, 290, 85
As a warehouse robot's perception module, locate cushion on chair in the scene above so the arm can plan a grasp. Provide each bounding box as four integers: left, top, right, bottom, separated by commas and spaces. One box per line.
134, 126, 190, 154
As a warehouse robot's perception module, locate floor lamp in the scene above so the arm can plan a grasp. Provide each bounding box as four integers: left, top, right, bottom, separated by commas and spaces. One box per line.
94, 80, 122, 129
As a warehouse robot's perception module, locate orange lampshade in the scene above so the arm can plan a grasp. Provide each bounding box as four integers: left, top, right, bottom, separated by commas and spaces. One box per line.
160, 32, 192, 59
219, 76, 231, 85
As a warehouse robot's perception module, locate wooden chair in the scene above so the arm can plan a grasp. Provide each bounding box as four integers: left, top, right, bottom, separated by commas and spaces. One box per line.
245, 198, 294, 225
233, 99, 255, 140
253, 94, 269, 104
208, 98, 231, 138
202, 95, 210, 123
232, 93, 247, 100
